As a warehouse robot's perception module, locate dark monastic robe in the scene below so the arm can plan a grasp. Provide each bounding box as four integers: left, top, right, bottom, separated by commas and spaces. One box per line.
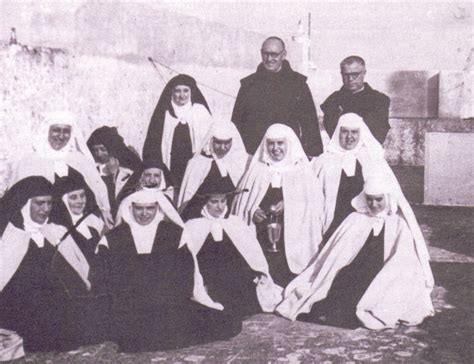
321, 83, 391, 144
322, 161, 364, 244
196, 231, 261, 318
232, 61, 323, 157
255, 187, 296, 287
298, 226, 385, 328
0, 239, 96, 352
169, 123, 193, 188
99, 221, 241, 352
181, 160, 235, 221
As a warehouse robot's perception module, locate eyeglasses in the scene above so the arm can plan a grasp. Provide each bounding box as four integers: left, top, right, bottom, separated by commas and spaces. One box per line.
261, 50, 285, 58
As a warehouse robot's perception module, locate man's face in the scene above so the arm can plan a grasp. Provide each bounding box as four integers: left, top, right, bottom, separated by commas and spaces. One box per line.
91, 144, 110, 164
66, 188, 86, 216
30, 195, 53, 224
266, 137, 288, 162
261, 39, 286, 73
140, 168, 162, 188
206, 194, 227, 218
339, 126, 360, 150
212, 137, 232, 158
341, 62, 366, 92
172, 85, 191, 106
131, 202, 159, 226
365, 194, 387, 215
48, 124, 72, 151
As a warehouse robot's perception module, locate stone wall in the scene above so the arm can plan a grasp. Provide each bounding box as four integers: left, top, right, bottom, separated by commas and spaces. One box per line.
1, 42, 473, 195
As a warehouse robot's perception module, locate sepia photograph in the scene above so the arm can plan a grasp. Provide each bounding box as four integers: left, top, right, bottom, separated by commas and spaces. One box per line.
0, 0, 472, 362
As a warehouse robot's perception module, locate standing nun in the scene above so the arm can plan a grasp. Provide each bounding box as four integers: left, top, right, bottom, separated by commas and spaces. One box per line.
186, 183, 282, 319
314, 112, 386, 244
11, 111, 113, 228
233, 124, 324, 287
142, 74, 213, 191
96, 188, 241, 352
276, 175, 434, 330
178, 120, 250, 221
0, 176, 94, 352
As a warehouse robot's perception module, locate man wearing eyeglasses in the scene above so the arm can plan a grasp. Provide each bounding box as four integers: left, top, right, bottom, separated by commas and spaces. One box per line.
232, 36, 323, 158
321, 56, 391, 144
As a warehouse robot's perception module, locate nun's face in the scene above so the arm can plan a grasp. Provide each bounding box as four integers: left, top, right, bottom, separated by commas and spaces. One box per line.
206, 194, 227, 218
67, 189, 86, 215
172, 85, 191, 106
365, 194, 387, 215
212, 137, 233, 158
48, 124, 72, 151
30, 195, 53, 224
266, 137, 288, 162
91, 144, 110, 164
132, 202, 159, 225
339, 126, 360, 150
140, 168, 162, 188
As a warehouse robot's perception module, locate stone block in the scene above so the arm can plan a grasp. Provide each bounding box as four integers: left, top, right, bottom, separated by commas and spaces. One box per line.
386, 71, 439, 118
438, 70, 474, 119
424, 132, 474, 206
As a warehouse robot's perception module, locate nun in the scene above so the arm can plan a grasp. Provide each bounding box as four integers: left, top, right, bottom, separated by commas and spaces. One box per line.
50, 173, 104, 262
233, 124, 324, 287
185, 183, 282, 319
11, 111, 113, 228
178, 120, 250, 221
87, 126, 142, 216
0, 176, 94, 352
313, 112, 387, 244
96, 188, 241, 352
276, 175, 434, 330
142, 74, 213, 190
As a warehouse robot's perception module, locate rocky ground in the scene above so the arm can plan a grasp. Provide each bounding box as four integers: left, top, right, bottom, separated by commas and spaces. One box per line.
16, 167, 474, 363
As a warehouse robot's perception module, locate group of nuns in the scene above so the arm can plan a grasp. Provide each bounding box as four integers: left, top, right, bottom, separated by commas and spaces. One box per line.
0, 73, 434, 357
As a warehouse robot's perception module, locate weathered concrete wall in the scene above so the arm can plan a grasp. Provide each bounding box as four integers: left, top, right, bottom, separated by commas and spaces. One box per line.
424, 132, 474, 206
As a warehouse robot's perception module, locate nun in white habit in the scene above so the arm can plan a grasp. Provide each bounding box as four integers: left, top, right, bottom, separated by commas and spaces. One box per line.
276, 175, 434, 330
0, 176, 93, 352
185, 183, 283, 318
178, 120, 250, 221
11, 111, 113, 228
232, 123, 324, 287
313, 112, 388, 244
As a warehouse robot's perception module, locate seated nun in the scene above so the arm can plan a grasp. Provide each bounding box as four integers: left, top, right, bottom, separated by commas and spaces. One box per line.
178, 120, 250, 221
0, 176, 94, 352
276, 175, 435, 330
232, 124, 324, 287
185, 183, 282, 318
142, 74, 213, 192
87, 126, 142, 216
49, 173, 104, 262
12, 111, 113, 228
96, 188, 241, 352
313, 112, 387, 244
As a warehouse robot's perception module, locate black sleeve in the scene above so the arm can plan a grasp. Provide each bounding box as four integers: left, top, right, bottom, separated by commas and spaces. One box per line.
321, 93, 342, 138
364, 94, 391, 144
231, 85, 251, 153
298, 83, 323, 157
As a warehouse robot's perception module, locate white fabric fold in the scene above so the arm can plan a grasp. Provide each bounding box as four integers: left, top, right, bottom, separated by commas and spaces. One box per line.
185, 214, 283, 312
161, 102, 213, 170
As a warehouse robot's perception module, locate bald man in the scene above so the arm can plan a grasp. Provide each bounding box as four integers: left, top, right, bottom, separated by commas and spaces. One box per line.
231, 36, 323, 157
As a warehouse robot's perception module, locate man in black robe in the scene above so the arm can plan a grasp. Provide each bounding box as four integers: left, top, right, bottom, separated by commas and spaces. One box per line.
231, 36, 323, 157
321, 56, 391, 144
